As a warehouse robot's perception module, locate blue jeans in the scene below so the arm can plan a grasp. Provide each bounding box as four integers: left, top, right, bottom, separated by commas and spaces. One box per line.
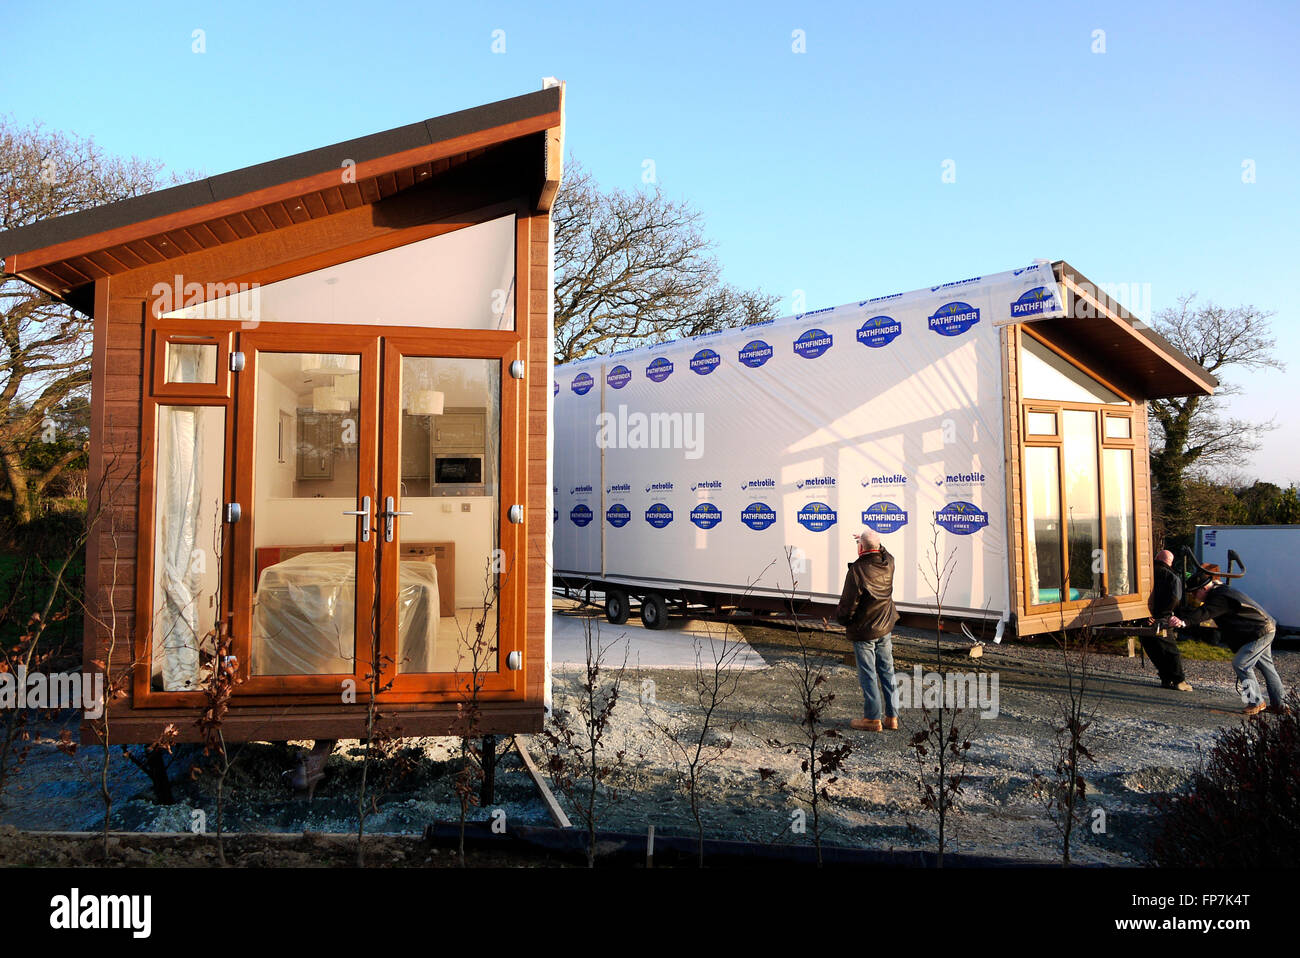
853, 634, 897, 720
1233, 628, 1286, 707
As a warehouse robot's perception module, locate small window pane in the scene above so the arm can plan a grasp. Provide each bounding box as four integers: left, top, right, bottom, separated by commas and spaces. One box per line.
1026, 411, 1057, 435
1026, 446, 1063, 605
1104, 448, 1137, 595
152, 405, 225, 691
165, 341, 218, 384
1063, 410, 1102, 600
1105, 416, 1132, 439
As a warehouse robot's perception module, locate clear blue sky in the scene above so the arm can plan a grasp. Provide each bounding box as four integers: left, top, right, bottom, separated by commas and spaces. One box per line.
5, 0, 1297, 482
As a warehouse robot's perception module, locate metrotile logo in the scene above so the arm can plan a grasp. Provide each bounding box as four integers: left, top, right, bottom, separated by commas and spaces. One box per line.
645, 481, 674, 494
862, 472, 908, 488
794, 475, 836, 490
938, 470, 986, 487
690, 480, 723, 492
606, 482, 631, 495
740, 477, 776, 491
569, 484, 593, 496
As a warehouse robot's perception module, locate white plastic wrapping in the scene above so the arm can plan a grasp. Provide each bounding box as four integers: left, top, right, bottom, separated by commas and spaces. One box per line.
252, 553, 439, 675
554, 263, 1067, 620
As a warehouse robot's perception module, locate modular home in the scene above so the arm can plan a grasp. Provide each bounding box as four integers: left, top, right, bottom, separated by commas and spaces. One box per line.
553, 262, 1216, 637
0, 87, 564, 742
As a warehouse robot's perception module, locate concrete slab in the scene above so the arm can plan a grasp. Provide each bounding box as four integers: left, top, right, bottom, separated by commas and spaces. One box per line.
551, 610, 768, 672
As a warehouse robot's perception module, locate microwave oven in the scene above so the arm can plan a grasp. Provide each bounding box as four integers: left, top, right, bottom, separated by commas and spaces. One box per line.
432, 454, 486, 494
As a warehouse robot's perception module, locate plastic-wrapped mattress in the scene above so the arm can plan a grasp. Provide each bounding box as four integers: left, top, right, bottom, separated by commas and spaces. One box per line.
252, 552, 438, 675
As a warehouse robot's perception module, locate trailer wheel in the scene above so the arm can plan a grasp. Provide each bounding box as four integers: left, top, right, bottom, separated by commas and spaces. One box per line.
605, 589, 630, 625
640, 592, 669, 630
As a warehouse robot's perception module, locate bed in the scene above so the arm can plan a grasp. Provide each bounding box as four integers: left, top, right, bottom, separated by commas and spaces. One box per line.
251, 551, 439, 675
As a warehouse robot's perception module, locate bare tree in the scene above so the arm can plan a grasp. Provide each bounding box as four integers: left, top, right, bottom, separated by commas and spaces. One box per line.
1148, 295, 1284, 544
552, 160, 778, 363
0, 117, 167, 523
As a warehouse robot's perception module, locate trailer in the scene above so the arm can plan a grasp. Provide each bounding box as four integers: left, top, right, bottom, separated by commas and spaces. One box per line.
553, 261, 1216, 638
1196, 525, 1300, 634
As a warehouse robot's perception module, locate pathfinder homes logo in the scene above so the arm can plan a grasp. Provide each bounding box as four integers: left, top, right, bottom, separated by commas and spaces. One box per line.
738, 339, 773, 368
893, 666, 999, 718
793, 328, 833, 359
935, 500, 989, 535
645, 503, 674, 528
606, 504, 631, 527
862, 501, 908, 534
862, 472, 908, 488
796, 501, 838, 532
50, 888, 151, 938
741, 477, 776, 491
689, 503, 723, 529
595, 405, 704, 460
691, 480, 723, 492
928, 301, 981, 336
690, 348, 721, 375
856, 315, 902, 348
646, 357, 674, 383
606, 364, 632, 389
1010, 286, 1058, 318
571, 372, 594, 395
1, 668, 104, 719
569, 504, 593, 527
794, 475, 836, 491
740, 502, 777, 530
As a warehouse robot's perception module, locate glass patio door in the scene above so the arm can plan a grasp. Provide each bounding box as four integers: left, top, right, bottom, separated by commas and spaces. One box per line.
378, 338, 522, 696
232, 331, 380, 695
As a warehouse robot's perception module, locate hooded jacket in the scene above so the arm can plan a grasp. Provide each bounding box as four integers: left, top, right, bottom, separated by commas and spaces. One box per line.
1147, 562, 1183, 618
1180, 584, 1275, 651
834, 547, 900, 642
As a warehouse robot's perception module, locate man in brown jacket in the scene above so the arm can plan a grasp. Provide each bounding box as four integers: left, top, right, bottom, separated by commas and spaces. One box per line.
835, 528, 901, 732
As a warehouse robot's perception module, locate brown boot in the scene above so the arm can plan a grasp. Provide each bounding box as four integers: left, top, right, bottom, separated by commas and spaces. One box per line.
881, 716, 899, 730
1243, 701, 1268, 716
850, 718, 883, 732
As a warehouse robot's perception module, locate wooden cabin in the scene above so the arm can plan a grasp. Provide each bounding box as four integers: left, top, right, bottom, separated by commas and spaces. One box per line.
1001, 261, 1217, 636
0, 87, 564, 742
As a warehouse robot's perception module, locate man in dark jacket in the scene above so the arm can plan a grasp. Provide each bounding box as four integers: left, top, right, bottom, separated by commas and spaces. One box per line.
1142, 550, 1191, 691
835, 529, 901, 732
1171, 571, 1287, 715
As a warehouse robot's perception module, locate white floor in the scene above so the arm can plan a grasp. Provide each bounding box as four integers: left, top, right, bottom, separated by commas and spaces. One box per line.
550, 606, 768, 672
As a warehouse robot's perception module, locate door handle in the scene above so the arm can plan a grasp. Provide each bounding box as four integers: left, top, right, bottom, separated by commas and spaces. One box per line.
342, 495, 372, 542
380, 495, 412, 543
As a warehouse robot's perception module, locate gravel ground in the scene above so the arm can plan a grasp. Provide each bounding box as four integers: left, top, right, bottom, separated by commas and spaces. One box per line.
2, 611, 1295, 867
